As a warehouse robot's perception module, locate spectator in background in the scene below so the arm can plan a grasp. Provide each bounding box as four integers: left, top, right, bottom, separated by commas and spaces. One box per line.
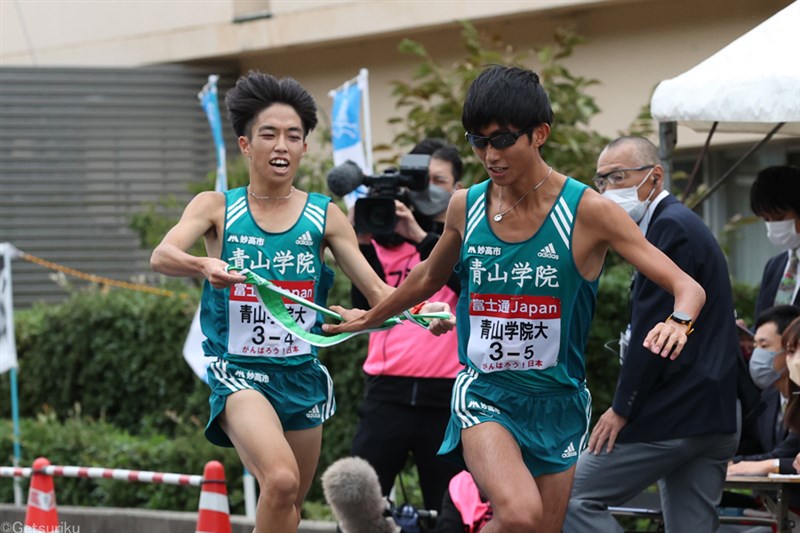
429, 144, 464, 194
348, 140, 464, 512
781, 317, 800, 432
751, 166, 800, 318
565, 136, 739, 533
736, 305, 800, 457
750, 305, 800, 390
725, 316, 800, 523
433, 471, 493, 533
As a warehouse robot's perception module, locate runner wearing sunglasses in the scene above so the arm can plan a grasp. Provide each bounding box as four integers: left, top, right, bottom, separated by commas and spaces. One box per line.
324, 65, 704, 533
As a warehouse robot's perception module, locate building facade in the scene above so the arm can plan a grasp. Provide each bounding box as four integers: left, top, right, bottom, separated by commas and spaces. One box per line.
1, 0, 796, 305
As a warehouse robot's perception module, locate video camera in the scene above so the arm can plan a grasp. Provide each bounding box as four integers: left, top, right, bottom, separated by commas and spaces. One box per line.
327, 154, 441, 234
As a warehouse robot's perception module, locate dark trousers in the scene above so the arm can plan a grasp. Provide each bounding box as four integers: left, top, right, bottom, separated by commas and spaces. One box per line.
351, 397, 461, 512
565, 432, 739, 533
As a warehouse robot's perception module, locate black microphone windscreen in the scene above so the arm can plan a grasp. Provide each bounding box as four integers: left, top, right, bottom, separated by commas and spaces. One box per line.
326, 160, 365, 197
321, 457, 397, 533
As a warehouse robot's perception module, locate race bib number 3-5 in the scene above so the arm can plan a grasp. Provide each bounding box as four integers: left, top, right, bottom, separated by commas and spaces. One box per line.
467, 293, 561, 373
228, 281, 316, 357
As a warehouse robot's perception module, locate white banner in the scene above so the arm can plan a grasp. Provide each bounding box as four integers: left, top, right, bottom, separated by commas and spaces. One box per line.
330, 69, 373, 209
182, 75, 229, 382
182, 306, 208, 381
0, 243, 20, 374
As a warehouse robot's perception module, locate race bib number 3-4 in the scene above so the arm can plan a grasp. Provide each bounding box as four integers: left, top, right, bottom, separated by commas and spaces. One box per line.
467, 293, 561, 373
228, 281, 316, 357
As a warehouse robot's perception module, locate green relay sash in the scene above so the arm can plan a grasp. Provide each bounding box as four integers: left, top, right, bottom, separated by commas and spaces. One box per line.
231, 267, 451, 347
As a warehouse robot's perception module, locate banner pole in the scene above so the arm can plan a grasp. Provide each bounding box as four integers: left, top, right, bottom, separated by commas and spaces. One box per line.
10, 367, 22, 505
1, 243, 22, 505
243, 468, 256, 519
359, 68, 374, 173
182, 75, 229, 383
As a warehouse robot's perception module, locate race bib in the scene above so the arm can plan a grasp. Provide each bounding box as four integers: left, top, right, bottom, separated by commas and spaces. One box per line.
228, 280, 316, 357
467, 293, 561, 373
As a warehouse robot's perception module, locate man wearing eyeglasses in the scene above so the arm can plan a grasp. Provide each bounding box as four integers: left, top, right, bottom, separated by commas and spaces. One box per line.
564, 136, 739, 532
325, 68, 706, 533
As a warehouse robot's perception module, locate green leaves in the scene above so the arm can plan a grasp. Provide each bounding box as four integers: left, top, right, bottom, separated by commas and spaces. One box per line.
398, 38, 428, 58
0, 417, 243, 513
385, 21, 611, 185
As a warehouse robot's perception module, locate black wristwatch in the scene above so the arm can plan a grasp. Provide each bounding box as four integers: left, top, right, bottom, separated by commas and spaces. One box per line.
668, 311, 693, 325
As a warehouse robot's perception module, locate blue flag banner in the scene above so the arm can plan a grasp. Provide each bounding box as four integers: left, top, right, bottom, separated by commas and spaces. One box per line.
198, 75, 228, 193
332, 82, 362, 155
330, 70, 372, 209
183, 75, 229, 382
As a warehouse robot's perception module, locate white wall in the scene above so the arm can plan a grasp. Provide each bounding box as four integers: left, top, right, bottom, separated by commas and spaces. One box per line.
2, 0, 791, 151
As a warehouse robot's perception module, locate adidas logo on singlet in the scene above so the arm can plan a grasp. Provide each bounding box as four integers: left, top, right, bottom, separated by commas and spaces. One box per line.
537, 243, 559, 260
561, 442, 578, 459
305, 404, 321, 420
295, 231, 313, 246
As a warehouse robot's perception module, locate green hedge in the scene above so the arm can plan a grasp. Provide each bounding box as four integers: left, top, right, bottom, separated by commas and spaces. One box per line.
585, 263, 633, 415
0, 286, 209, 434
0, 415, 245, 513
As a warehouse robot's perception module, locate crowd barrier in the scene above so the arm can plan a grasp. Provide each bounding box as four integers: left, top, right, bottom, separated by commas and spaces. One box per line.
0, 457, 231, 533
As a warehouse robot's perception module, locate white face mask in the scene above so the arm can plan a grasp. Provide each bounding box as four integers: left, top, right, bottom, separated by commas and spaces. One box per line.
749, 347, 780, 389
766, 219, 800, 250
603, 168, 656, 223
788, 354, 800, 387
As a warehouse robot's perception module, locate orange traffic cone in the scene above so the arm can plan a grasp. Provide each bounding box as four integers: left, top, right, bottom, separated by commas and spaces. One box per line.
196, 460, 232, 533
25, 457, 60, 533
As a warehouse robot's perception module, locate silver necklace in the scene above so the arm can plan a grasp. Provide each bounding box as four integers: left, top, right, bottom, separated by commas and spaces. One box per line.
494, 167, 553, 222
248, 185, 294, 201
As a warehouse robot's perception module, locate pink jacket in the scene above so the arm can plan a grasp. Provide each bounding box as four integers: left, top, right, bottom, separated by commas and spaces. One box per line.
362, 241, 461, 378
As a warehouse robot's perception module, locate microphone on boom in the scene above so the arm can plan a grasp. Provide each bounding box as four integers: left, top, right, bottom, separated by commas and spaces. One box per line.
321, 456, 399, 533
326, 160, 365, 197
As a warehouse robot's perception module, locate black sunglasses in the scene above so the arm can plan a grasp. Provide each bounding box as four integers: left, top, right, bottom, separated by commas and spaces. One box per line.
465, 127, 533, 150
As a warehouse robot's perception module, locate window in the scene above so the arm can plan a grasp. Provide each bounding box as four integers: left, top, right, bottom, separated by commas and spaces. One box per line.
233, 0, 272, 23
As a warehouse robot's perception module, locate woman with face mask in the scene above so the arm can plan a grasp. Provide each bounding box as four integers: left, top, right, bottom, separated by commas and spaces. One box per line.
751, 166, 800, 318
781, 317, 800, 432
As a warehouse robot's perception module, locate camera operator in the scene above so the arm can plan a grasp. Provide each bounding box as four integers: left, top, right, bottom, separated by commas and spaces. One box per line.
391, 142, 464, 258
349, 141, 464, 513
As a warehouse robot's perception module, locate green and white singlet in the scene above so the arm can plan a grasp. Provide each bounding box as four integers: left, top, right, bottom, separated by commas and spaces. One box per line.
200, 187, 334, 367
456, 177, 599, 392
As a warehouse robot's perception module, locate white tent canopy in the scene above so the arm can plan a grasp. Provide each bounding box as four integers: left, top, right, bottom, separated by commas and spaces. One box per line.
651, 1, 800, 135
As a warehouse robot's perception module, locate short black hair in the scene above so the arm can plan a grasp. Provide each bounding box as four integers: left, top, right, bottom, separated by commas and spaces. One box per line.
410, 138, 447, 155
225, 71, 318, 138
432, 145, 463, 182
755, 304, 800, 335
750, 166, 800, 218
462, 65, 553, 135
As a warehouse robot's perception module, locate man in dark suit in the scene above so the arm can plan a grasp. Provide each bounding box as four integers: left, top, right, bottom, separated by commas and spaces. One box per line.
564, 136, 739, 532
751, 166, 800, 318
